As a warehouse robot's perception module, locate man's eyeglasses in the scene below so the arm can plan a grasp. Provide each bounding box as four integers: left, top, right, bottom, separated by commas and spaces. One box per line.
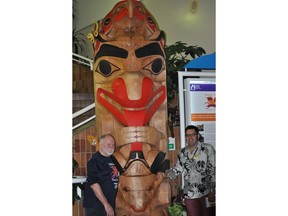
185, 133, 197, 137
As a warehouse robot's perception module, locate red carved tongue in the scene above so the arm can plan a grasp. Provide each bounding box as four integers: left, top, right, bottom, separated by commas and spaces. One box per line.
111, 77, 154, 108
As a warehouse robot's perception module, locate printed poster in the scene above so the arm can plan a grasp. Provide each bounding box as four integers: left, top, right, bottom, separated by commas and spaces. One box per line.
186, 81, 216, 147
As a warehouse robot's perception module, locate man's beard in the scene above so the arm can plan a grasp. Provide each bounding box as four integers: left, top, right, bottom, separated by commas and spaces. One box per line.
104, 148, 114, 156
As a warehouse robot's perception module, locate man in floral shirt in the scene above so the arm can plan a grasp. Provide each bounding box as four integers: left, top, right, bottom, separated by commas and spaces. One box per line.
166, 125, 215, 216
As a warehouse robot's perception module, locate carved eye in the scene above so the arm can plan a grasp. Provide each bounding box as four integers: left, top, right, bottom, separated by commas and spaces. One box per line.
143, 58, 165, 75
103, 18, 111, 26
146, 186, 153, 192
122, 187, 130, 192
96, 60, 120, 77
147, 17, 155, 25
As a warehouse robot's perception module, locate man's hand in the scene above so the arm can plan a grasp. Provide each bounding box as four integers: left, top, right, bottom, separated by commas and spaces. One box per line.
104, 203, 115, 216
207, 191, 215, 202
165, 169, 177, 180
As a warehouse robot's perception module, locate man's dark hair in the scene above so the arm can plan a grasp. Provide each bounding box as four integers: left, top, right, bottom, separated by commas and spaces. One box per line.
185, 125, 199, 134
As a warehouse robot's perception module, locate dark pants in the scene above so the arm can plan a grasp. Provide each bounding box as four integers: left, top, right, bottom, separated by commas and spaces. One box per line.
84, 208, 107, 216
184, 196, 215, 216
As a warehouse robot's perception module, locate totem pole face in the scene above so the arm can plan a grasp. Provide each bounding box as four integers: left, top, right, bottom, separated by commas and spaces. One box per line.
92, 0, 167, 135
88, 0, 170, 214
117, 161, 163, 213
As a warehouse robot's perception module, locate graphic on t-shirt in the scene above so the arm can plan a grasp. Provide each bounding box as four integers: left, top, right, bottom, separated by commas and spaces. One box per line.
110, 163, 119, 181
109, 163, 119, 189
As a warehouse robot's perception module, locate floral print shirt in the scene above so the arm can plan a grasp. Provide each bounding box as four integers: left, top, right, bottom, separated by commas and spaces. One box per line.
171, 141, 216, 199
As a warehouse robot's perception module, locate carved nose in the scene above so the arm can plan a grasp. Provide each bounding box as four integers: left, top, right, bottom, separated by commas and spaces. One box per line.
131, 196, 147, 213
128, 0, 133, 18
112, 74, 154, 101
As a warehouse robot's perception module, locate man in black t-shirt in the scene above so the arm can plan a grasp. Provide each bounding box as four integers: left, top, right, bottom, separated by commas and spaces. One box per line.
83, 134, 119, 216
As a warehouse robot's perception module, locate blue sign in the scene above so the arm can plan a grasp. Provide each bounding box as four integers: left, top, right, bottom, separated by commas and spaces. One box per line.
190, 84, 216, 91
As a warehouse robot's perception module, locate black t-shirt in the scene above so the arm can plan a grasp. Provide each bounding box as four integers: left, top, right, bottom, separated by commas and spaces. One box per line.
83, 151, 119, 209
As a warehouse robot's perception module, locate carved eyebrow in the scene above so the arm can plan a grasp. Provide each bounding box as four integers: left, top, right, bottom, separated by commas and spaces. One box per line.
135, 43, 164, 58
95, 44, 128, 61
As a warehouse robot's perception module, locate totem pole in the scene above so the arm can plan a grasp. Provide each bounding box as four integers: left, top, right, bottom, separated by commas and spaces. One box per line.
87, 0, 171, 215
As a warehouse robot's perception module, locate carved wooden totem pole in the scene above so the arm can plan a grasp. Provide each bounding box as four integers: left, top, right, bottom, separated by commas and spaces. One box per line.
87, 0, 171, 215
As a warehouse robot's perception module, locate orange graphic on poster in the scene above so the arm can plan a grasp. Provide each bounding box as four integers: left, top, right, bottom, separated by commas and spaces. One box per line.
191, 113, 216, 121
205, 96, 216, 108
